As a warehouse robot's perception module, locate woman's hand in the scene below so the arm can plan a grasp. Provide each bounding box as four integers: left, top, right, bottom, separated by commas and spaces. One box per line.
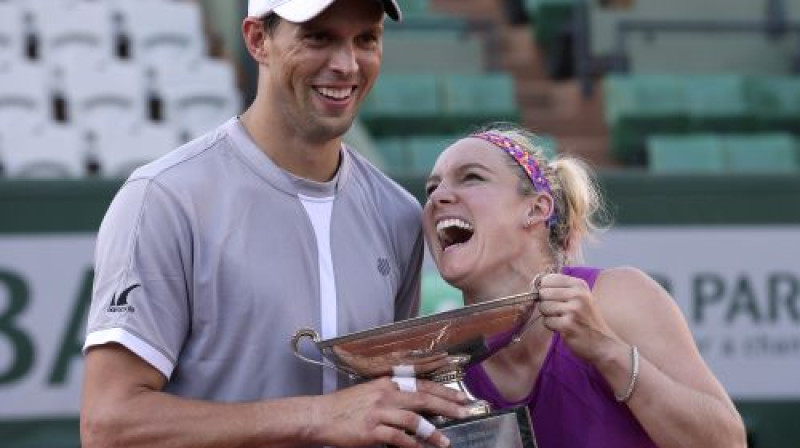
535, 273, 621, 363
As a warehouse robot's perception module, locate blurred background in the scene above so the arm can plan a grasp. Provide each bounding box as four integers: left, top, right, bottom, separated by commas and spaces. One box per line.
0, 0, 798, 446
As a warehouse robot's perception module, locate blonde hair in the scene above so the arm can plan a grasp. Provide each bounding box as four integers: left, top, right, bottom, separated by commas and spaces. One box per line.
474, 123, 610, 265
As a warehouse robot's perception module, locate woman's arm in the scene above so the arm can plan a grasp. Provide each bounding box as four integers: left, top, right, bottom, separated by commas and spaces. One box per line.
592, 267, 746, 448
537, 267, 746, 448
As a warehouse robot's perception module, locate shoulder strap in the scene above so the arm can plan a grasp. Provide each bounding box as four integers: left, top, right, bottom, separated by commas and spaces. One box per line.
562, 266, 602, 288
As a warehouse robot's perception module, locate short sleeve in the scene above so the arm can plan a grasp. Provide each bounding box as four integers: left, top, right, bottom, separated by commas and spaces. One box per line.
84, 178, 192, 379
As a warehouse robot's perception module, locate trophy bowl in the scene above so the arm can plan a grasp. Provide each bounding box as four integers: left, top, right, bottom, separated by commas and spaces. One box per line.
291, 291, 540, 448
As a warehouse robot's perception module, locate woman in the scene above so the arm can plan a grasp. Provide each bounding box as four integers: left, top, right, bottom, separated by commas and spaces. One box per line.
422, 124, 746, 448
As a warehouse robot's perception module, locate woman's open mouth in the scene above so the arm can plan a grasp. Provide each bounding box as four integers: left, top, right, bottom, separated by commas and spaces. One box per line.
436, 218, 474, 251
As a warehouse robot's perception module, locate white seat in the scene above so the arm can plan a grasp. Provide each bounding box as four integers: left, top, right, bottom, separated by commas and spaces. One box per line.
34, 1, 115, 68
156, 58, 242, 140
0, 3, 26, 65
93, 122, 181, 178
58, 60, 149, 133
118, 0, 206, 69
0, 62, 53, 135
0, 123, 88, 178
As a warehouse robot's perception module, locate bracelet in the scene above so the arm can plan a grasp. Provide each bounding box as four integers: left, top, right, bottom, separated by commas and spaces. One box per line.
615, 345, 639, 403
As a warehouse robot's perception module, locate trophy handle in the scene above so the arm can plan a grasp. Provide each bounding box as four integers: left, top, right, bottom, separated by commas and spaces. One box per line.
509, 287, 543, 346
290, 328, 357, 378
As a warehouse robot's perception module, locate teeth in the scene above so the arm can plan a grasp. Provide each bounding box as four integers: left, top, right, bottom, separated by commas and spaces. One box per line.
436, 218, 473, 233
317, 87, 352, 100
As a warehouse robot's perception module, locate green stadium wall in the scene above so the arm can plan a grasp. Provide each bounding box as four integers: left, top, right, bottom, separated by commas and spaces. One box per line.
1, 175, 798, 447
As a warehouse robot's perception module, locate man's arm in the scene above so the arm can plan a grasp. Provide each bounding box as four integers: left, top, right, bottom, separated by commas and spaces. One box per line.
81, 344, 468, 448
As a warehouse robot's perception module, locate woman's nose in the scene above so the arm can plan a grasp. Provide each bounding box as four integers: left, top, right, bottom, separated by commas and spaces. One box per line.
429, 183, 455, 205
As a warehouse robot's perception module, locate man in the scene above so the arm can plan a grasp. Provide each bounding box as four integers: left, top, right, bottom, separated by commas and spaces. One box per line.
80, 1, 468, 447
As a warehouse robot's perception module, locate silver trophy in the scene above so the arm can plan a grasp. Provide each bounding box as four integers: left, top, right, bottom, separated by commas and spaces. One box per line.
291, 291, 540, 448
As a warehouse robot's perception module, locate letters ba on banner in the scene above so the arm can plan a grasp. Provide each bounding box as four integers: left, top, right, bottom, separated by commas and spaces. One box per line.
291, 293, 540, 448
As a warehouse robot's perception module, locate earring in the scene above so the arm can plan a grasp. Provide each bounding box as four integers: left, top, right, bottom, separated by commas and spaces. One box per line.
524, 217, 534, 228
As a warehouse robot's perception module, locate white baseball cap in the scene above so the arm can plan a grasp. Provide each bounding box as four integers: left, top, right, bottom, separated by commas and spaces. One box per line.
248, 0, 402, 23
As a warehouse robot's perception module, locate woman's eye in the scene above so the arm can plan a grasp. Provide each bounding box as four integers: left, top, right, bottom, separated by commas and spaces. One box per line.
425, 183, 438, 197
463, 173, 483, 182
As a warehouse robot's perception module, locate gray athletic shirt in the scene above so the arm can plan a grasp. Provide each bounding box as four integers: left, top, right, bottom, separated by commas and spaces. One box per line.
84, 117, 424, 401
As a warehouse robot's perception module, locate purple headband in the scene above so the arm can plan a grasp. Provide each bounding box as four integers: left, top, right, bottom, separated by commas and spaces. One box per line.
470, 131, 558, 228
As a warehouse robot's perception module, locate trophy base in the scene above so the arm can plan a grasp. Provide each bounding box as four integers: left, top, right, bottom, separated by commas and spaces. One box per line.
427, 406, 536, 448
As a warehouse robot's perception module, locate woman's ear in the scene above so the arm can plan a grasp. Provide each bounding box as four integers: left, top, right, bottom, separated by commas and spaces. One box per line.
242, 17, 269, 65
523, 194, 554, 228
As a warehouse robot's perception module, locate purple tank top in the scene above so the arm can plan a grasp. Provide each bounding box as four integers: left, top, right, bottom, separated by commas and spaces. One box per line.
464, 266, 657, 448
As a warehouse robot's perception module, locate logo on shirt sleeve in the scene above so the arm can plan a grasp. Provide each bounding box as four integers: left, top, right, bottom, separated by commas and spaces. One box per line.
107, 284, 140, 313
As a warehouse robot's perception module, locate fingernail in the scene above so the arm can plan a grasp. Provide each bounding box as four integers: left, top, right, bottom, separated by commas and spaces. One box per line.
457, 391, 469, 401
440, 435, 451, 447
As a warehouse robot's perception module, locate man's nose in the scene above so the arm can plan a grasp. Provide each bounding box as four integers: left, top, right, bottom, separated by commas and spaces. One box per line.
330, 43, 357, 74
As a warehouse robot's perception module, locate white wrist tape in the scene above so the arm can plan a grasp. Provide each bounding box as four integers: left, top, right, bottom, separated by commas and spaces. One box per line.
392, 364, 416, 377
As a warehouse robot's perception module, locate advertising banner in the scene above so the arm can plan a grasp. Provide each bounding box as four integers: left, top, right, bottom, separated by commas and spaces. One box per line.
2, 226, 799, 423
584, 226, 800, 399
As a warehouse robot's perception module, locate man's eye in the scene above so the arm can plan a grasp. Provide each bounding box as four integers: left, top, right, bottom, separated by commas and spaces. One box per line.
358, 34, 379, 46
305, 32, 329, 44
425, 183, 438, 197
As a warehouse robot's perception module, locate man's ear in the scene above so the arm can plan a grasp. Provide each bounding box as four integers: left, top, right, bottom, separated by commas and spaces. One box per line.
242, 17, 269, 65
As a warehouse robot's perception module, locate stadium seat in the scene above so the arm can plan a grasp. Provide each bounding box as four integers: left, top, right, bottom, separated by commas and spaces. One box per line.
399, 0, 433, 18
58, 60, 149, 134
721, 134, 798, 174
382, 30, 485, 74
35, 1, 115, 68
0, 123, 88, 178
523, 0, 575, 77
388, 0, 463, 23
523, 0, 575, 50
92, 122, 181, 178
0, 3, 26, 65
119, 0, 206, 68
646, 134, 725, 174
342, 117, 383, 166
374, 138, 412, 176
605, 74, 690, 165
0, 62, 52, 135
420, 270, 463, 316
155, 59, 242, 140
407, 134, 458, 176
439, 73, 519, 133
359, 73, 441, 136
530, 134, 559, 160
684, 74, 755, 133
746, 76, 800, 135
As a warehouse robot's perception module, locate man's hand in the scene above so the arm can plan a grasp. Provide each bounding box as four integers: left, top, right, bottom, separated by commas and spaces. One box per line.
309, 377, 471, 448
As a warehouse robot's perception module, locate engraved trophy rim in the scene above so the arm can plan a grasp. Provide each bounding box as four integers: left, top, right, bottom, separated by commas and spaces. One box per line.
291, 290, 540, 379
290, 289, 542, 447
317, 290, 535, 349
